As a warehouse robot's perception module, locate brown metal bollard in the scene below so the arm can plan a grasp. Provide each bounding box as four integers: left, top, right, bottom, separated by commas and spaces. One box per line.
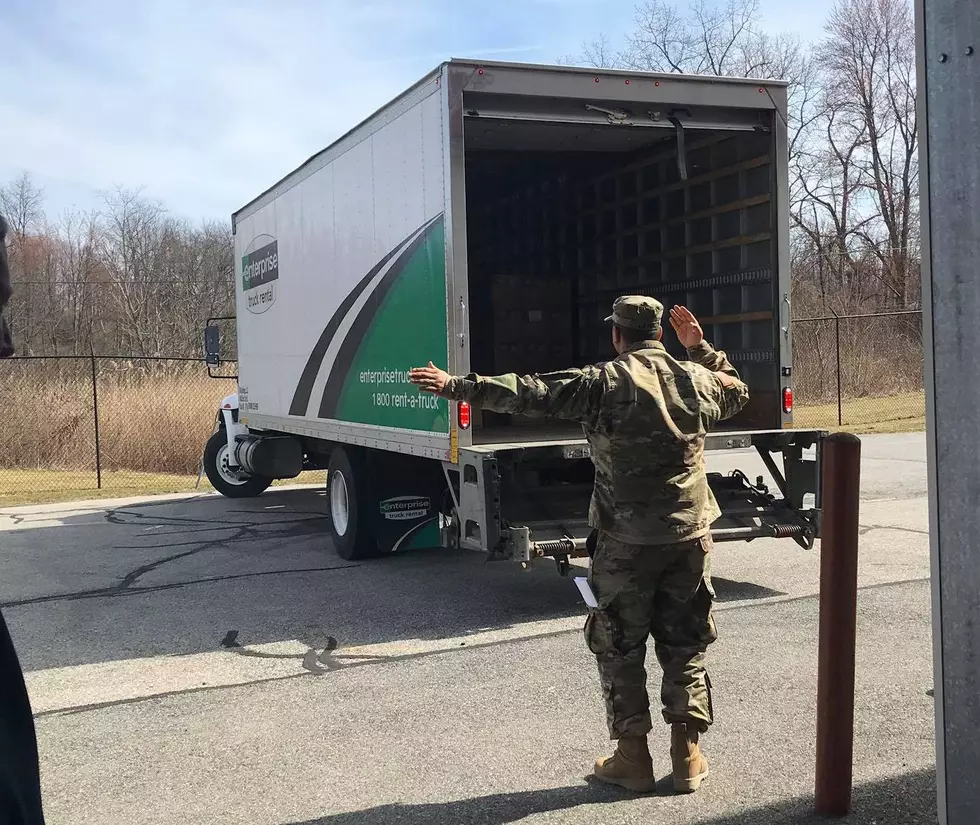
815, 432, 862, 816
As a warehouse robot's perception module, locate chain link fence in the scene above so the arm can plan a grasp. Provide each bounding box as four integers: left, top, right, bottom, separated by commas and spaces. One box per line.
0, 356, 271, 506
1, 313, 924, 505
792, 310, 925, 432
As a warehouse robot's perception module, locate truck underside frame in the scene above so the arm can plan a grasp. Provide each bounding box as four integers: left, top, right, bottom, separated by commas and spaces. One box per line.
450, 429, 824, 574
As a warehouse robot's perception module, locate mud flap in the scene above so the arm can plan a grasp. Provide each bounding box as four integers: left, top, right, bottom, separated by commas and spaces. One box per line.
366, 451, 448, 554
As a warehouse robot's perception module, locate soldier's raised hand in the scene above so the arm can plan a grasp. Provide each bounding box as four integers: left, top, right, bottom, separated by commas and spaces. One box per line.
670, 305, 704, 349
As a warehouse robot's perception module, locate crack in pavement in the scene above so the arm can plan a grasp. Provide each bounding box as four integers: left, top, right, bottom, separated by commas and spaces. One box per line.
226, 509, 327, 517
106, 509, 260, 529
117, 547, 216, 590
111, 519, 261, 590
1, 566, 360, 609
1, 523, 252, 608
111, 517, 324, 551
2, 506, 335, 609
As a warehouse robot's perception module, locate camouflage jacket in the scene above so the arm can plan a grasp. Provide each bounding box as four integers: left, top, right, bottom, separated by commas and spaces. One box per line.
445, 340, 750, 545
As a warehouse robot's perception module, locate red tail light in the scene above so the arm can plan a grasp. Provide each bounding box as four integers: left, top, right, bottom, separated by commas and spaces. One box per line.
458, 401, 472, 430
783, 387, 794, 415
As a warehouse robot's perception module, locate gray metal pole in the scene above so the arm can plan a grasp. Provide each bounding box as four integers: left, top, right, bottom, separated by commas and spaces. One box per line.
916, 1, 980, 823
834, 312, 843, 427
90, 347, 102, 490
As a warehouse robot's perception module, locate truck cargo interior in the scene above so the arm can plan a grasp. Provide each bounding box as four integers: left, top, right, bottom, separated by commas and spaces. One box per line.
463, 111, 781, 445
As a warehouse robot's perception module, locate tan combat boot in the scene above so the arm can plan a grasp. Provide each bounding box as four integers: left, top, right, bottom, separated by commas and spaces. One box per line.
671, 723, 709, 793
593, 735, 656, 793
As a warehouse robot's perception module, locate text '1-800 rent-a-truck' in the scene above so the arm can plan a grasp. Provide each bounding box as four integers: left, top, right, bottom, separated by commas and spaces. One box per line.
201, 58, 826, 572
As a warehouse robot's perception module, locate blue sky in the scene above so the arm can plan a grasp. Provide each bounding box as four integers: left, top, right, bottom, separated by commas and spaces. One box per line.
0, 0, 833, 224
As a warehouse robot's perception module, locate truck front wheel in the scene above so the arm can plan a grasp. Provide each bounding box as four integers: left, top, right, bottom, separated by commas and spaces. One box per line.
203, 431, 272, 498
326, 447, 378, 561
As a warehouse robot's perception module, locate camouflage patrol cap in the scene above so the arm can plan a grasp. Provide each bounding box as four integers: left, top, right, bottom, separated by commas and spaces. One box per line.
604, 295, 664, 332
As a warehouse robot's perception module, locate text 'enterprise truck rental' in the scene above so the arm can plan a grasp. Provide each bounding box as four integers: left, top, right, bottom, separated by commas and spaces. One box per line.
202, 59, 826, 570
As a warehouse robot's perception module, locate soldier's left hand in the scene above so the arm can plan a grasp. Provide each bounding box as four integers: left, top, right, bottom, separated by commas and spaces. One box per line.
410, 362, 451, 395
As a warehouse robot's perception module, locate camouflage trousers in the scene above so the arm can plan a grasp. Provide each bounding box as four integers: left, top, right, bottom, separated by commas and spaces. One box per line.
584, 532, 718, 739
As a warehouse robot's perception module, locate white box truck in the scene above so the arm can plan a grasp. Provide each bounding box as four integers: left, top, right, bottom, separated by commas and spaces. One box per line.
202, 59, 825, 570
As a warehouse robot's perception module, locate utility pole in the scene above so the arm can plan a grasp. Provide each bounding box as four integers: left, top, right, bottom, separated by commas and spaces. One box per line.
916, 1, 980, 823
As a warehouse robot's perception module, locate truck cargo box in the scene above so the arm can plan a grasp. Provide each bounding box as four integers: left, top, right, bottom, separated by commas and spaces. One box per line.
229, 60, 793, 462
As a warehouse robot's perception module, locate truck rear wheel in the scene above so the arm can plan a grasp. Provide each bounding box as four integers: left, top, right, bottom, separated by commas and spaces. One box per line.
326, 447, 378, 560
203, 431, 272, 498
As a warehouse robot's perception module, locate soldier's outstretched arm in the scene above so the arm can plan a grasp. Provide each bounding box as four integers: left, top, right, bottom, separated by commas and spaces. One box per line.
409, 363, 604, 424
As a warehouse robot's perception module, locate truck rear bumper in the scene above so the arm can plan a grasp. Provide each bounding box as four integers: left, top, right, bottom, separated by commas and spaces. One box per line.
453, 429, 827, 568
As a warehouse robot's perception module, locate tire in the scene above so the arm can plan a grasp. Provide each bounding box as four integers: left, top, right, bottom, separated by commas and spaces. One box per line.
326, 446, 378, 560
203, 430, 272, 498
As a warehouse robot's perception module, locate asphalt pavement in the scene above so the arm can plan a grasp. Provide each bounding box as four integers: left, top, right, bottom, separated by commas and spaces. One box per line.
0, 432, 935, 824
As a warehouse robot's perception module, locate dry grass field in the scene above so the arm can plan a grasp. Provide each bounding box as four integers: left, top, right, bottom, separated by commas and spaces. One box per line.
0, 362, 324, 505
793, 391, 926, 434
0, 359, 925, 506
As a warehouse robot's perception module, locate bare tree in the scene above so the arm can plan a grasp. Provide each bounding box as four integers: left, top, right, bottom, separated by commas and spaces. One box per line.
55, 208, 104, 354
622, 0, 767, 76
572, 3, 820, 178
0, 173, 52, 350
790, 95, 878, 312
0, 174, 234, 357
0, 172, 44, 242
819, 0, 919, 307
93, 186, 166, 355
570, 0, 811, 87
558, 33, 618, 68
566, 0, 919, 314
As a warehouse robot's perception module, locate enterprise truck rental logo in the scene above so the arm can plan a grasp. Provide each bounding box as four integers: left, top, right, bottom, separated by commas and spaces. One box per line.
379, 496, 431, 521
242, 234, 279, 314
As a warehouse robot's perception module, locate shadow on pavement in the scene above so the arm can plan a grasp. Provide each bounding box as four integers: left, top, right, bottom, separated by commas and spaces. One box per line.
713, 578, 786, 602
3, 489, 586, 670
3, 488, 787, 672
286, 782, 622, 825
284, 769, 936, 825
696, 768, 936, 825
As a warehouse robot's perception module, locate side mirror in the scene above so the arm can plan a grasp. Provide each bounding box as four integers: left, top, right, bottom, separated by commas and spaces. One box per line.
204, 326, 221, 366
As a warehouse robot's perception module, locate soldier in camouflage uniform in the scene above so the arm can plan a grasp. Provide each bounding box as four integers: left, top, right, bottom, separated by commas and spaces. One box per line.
410, 296, 749, 794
